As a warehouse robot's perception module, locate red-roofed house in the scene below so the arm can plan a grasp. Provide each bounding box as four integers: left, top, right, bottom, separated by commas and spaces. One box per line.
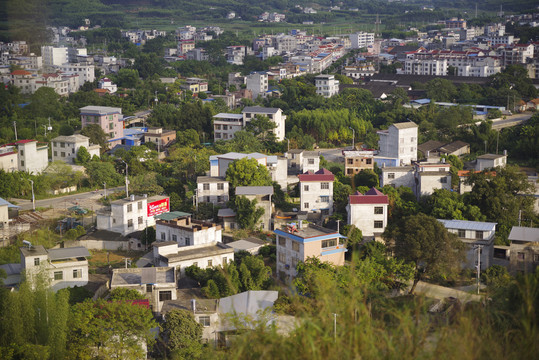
299, 169, 334, 215
347, 187, 389, 240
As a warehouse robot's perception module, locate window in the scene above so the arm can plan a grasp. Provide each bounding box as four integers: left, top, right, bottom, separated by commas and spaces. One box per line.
172, 234, 177, 242
60, 152, 65, 157
347, 159, 353, 165
366, 159, 372, 165
73, 269, 82, 278
321, 239, 337, 248
138, 216, 143, 225
388, 173, 395, 179
308, 158, 314, 165
109, 123, 114, 130
203, 183, 210, 190
441, 177, 448, 184
127, 204, 133, 213
278, 252, 286, 264
161, 232, 166, 240
517, 252, 525, 261
34, 258, 40, 266
138, 201, 142, 210
347, 169, 354, 175
304, 185, 309, 191
321, 182, 329, 190
60, 142, 65, 148
304, 202, 309, 209
54, 271, 63, 280
159, 291, 172, 301
20, 150, 24, 156
223, 125, 228, 130
54, 151, 57, 156
374, 221, 384, 228
199, 315, 211, 327
215, 124, 221, 130
374, 207, 383, 215
292, 242, 299, 252
534, 254, 539, 263
146, 284, 152, 292
279, 237, 286, 246
127, 219, 133, 228
109, 132, 114, 138
217, 196, 223, 202
222, 257, 227, 266
207, 260, 213, 267
475, 231, 484, 240
320, 196, 329, 203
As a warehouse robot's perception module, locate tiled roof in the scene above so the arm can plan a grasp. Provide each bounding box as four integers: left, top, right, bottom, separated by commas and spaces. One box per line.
349, 187, 389, 205
298, 168, 335, 182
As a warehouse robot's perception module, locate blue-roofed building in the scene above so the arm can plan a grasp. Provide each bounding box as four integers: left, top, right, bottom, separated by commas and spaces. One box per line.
438, 219, 497, 270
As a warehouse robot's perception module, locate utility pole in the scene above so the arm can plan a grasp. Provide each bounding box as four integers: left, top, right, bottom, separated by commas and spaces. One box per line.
349, 127, 355, 150
121, 160, 129, 197
103, 182, 107, 199
29, 179, 35, 211
336, 219, 341, 234
475, 245, 483, 295
333, 313, 337, 343
13, 121, 17, 141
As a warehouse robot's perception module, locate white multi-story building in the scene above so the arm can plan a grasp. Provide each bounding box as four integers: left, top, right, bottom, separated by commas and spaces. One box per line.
475, 153, 507, 171
97, 195, 170, 236
213, 106, 286, 142
51, 134, 100, 164
41, 46, 68, 68
380, 166, 415, 188
213, 113, 244, 141
404, 58, 448, 76
349, 32, 375, 49
20, 245, 90, 291
438, 219, 496, 271
315, 74, 339, 98
196, 176, 229, 205
285, 149, 320, 174
58, 62, 95, 84
377, 122, 418, 166
242, 106, 285, 141
274, 35, 298, 53
245, 72, 268, 99
0, 139, 49, 174
298, 168, 334, 216
347, 188, 389, 240
98, 77, 117, 93
155, 212, 222, 247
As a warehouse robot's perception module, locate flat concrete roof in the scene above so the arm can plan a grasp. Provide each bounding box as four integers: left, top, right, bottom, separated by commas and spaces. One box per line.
20, 245, 48, 257
111, 267, 175, 286
162, 242, 233, 263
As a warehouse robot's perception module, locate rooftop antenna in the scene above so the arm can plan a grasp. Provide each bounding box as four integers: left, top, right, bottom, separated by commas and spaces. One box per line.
23, 240, 32, 249
475, 3, 478, 18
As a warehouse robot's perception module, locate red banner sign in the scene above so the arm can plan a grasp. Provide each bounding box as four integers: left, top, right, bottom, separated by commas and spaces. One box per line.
147, 198, 169, 217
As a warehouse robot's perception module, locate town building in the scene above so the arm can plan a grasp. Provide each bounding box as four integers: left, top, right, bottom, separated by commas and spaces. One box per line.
380, 166, 415, 189
242, 106, 286, 141
153, 241, 234, 276
415, 162, 452, 198
19, 245, 90, 291
0, 139, 49, 174
275, 223, 346, 280
41, 46, 68, 68
437, 219, 496, 271
347, 188, 389, 240
80, 105, 124, 140
235, 186, 274, 231
213, 113, 244, 141
377, 121, 418, 166
196, 176, 229, 205
51, 134, 100, 164
349, 32, 375, 49
298, 169, 334, 216
144, 128, 176, 148
213, 107, 286, 142
285, 149, 320, 174
315, 74, 340, 98
98, 77, 117, 93
245, 72, 268, 99
58, 62, 95, 84
508, 226, 539, 274
155, 211, 222, 247
475, 153, 507, 171
342, 149, 375, 176
181, 77, 208, 94
97, 195, 170, 236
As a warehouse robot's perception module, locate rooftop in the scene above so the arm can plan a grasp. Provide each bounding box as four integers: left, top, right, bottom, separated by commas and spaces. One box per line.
242, 106, 281, 114
48, 246, 90, 261
392, 121, 418, 130
20, 245, 48, 257
477, 154, 506, 160
213, 113, 243, 119
437, 219, 497, 232
161, 242, 233, 262
155, 211, 191, 221
197, 176, 227, 184
298, 168, 335, 182
235, 186, 274, 196
51, 134, 90, 143
508, 226, 539, 243
349, 187, 389, 205
111, 267, 175, 286
79, 105, 122, 114
275, 223, 340, 240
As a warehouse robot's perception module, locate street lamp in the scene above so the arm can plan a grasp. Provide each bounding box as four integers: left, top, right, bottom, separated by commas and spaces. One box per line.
349, 127, 355, 150
121, 160, 129, 198
29, 179, 35, 211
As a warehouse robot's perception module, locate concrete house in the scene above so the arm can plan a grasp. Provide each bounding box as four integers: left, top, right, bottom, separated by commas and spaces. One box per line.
347, 188, 389, 240
242, 107, 286, 142
235, 186, 274, 231
155, 211, 222, 247
342, 149, 375, 176
0, 139, 49, 174
475, 153, 507, 171
315, 74, 340, 98
437, 219, 497, 271
153, 241, 234, 276
508, 226, 539, 274
275, 223, 347, 280
377, 122, 418, 166
196, 176, 229, 205
97, 195, 170, 236
380, 166, 415, 188
80, 105, 124, 141
415, 162, 452, 198
285, 149, 320, 174
144, 128, 176, 148
51, 134, 100, 163
110, 267, 177, 313
245, 72, 268, 99
213, 107, 285, 142
19, 245, 90, 291
298, 169, 335, 216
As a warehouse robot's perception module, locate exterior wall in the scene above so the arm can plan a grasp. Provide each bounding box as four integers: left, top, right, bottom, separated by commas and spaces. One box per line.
443, 226, 496, 271
349, 32, 375, 49
347, 203, 388, 238
52, 136, 91, 164
49, 259, 89, 291
268, 158, 288, 187
164, 252, 234, 276
41, 46, 67, 67
0, 152, 18, 172
245, 73, 268, 99
58, 63, 95, 84
380, 167, 415, 188
80, 107, 123, 140
156, 221, 223, 247
197, 178, 229, 205
213, 115, 243, 141
242, 108, 285, 142
476, 156, 507, 171
217, 157, 267, 178
344, 153, 374, 175
378, 125, 418, 165
18, 141, 49, 174
510, 241, 539, 274
417, 173, 452, 197
240, 195, 273, 231
300, 180, 334, 215
302, 155, 320, 173
315, 75, 339, 98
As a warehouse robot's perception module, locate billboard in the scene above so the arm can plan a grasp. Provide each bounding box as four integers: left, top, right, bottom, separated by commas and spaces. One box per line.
147, 198, 170, 217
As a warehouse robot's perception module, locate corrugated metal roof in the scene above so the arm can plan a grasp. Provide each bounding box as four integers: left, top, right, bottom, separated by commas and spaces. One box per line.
48, 246, 90, 260
156, 211, 191, 220
437, 219, 497, 232
508, 227, 539, 243
236, 186, 274, 196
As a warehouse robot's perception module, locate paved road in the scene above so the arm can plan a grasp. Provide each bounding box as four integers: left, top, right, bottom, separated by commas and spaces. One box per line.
490, 113, 532, 130
13, 186, 125, 211
409, 281, 483, 303
318, 148, 346, 163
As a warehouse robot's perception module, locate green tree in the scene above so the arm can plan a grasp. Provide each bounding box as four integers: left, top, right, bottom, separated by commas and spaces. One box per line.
80, 124, 109, 151
109, 288, 146, 301
162, 309, 203, 359
245, 115, 277, 141
84, 161, 123, 187
75, 146, 91, 165
58, 124, 74, 136
239, 255, 271, 291
140, 227, 156, 247
384, 213, 465, 294
233, 196, 265, 230
425, 78, 458, 102
354, 170, 379, 188
226, 158, 272, 188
